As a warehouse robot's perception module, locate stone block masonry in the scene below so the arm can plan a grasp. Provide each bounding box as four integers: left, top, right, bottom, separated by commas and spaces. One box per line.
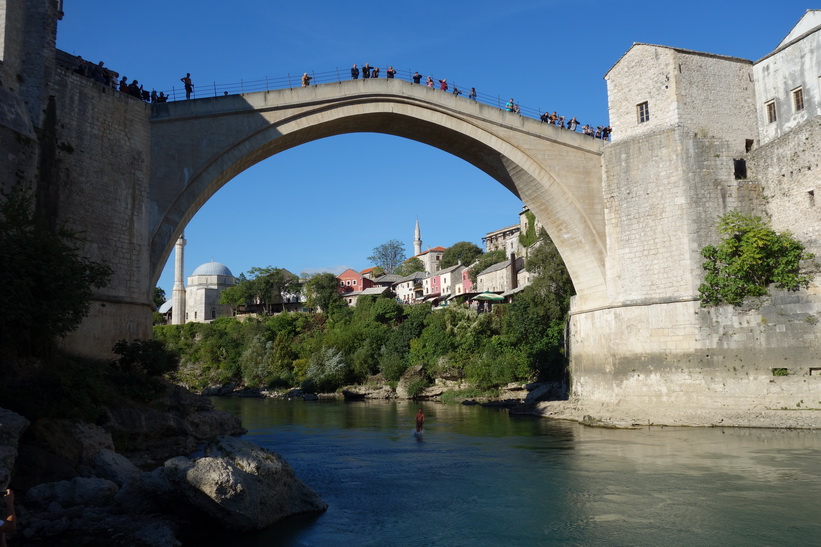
52, 68, 154, 357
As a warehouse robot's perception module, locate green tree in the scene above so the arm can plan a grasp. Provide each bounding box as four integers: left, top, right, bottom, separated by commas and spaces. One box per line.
395, 257, 426, 277
219, 273, 253, 313
246, 266, 300, 314
368, 239, 406, 273
0, 188, 113, 356
304, 272, 345, 314
468, 250, 507, 283
440, 241, 483, 269
699, 212, 814, 306
153, 287, 167, 309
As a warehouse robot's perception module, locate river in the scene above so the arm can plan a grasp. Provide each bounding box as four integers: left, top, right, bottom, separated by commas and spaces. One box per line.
209, 398, 821, 546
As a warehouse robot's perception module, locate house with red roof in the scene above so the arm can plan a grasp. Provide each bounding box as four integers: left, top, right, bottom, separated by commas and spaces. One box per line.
337, 268, 374, 294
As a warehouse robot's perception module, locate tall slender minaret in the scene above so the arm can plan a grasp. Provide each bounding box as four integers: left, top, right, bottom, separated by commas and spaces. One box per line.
414, 218, 422, 256
171, 234, 186, 325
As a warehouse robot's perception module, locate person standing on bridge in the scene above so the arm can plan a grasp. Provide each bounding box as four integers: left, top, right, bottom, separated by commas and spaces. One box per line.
426, 76, 434, 88
438, 78, 448, 91
302, 73, 312, 86
181, 73, 194, 99
372, 66, 380, 78
412, 71, 422, 84
505, 98, 514, 112
362, 63, 371, 78
468, 87, 477, 101
351, 64, 359, 79
386, 66, 396, 79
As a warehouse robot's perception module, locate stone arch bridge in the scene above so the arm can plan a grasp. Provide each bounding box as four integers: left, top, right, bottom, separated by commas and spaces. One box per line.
148, 79, 606, 311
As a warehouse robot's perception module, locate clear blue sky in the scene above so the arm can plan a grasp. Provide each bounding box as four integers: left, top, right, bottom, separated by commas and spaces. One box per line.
55, 1, 811, 296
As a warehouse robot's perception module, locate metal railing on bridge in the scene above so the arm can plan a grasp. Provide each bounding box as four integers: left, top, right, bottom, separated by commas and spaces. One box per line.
159, 67, 608, 138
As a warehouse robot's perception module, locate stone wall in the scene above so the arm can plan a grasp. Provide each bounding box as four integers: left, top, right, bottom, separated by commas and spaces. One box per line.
747, 116, 821, 262
570, 290, 821, 410
50, 67, 154, 357
606, 45, 757, 156
601, 126, 764, 307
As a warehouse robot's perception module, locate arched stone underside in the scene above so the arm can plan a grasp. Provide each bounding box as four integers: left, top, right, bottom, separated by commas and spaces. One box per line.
149, 80, 606, 308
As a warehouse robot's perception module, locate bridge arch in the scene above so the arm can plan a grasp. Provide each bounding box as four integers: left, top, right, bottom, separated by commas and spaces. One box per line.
149, 80, 607, 307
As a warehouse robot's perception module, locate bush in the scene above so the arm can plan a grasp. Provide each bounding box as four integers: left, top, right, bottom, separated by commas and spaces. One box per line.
112, 339, 179, 377
699, 212, 814, 306
0, 187, 112, 356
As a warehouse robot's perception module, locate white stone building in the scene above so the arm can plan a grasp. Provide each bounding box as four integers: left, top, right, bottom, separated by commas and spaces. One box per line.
184, 261, 236, 323
754, 10, 821, 145
476, 256, 525, 294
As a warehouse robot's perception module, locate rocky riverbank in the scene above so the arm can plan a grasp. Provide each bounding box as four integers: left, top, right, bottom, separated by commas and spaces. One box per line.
201, 378, 821, 430
0, 382, 327, 546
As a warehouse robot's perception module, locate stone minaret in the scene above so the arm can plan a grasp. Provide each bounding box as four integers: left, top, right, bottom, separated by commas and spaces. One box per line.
414, 218, 422, 256
171, 234, 186, 325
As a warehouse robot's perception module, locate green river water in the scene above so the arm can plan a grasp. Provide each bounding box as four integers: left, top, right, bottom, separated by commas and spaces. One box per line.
209, 398, 821, 546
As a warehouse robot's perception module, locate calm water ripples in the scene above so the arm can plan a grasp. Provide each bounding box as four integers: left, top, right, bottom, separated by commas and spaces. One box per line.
207, 398, 821, 546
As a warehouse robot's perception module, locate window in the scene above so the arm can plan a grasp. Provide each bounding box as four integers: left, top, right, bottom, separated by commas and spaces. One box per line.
353, 280, 357, 286
793, 87, 804, 111
211, 307, 216, 319
765, 100, 777, 123
637, 102, 650, 123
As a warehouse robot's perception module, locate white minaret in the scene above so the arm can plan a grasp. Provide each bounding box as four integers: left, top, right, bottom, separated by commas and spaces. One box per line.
171, 234, 186, 325
414, 218, 422, 256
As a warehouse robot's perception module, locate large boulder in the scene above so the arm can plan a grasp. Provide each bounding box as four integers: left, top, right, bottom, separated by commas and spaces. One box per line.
160, 436, 327, 531
107, 383, 245, 468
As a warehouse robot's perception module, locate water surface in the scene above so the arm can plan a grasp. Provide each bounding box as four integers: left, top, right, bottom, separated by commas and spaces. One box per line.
210, 398, 821, 546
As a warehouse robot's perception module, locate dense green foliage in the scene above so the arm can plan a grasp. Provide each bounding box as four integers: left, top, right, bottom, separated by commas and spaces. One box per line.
368, 239, 407, 273
155, 229, 576, 395
518, 210, 538, 248
440, 241, 483, 269
395, 257, 425, 277
153, 287, 167, 309
699, 212, 814, 306
303, 272, 345, 314
0, 188, 112, 357
218, 266, 299, 314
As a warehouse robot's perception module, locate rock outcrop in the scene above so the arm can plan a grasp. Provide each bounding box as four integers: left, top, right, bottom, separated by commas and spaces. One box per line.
156, 436, 327, 531
0, 408, 29, 488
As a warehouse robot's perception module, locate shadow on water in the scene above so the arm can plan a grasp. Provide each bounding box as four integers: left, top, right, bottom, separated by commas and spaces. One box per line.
205, 398, 821, 546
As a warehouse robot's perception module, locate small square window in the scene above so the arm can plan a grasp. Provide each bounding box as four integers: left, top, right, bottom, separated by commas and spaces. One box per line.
793, 87, 804, 111
765, 100, 777, 124
637, 101, 650, 123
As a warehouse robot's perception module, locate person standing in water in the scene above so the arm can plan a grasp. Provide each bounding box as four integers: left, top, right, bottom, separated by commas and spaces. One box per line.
416, 409, 425, 433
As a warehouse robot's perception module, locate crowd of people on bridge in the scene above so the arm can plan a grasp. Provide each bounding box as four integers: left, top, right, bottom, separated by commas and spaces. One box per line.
70, 56, 169, 103
539, 110, 611, 140
347, 63, 609, 138
73, 53, 609, 136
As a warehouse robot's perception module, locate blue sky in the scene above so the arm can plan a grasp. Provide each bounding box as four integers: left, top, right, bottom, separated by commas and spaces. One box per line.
55, 1, 811, 295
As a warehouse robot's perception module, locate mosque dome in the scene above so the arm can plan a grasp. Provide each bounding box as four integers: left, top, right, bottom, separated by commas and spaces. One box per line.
191, 261, 234, 277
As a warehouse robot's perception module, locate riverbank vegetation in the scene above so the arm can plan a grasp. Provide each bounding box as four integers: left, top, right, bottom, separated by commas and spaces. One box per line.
155, 230, 575, 395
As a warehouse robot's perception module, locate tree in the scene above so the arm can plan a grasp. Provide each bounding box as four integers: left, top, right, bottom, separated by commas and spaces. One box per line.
367, 239, 406, 273
394, 257, 426, 277
218, 273, 253, 312
0, 188, 113, 356
153, 287, 167, 309
468, 250, 507, 283
304, 272, 344, 314
440, 241, 483, 269
246, 266, 300, 314
698, 211, 814, 306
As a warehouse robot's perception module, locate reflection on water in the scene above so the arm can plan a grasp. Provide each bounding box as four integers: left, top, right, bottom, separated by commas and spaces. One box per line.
209, 398, 821, 546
